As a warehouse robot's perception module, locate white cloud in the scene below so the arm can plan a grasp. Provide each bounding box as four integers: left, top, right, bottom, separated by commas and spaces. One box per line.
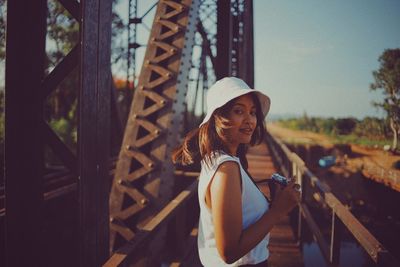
275, 40, 334, 64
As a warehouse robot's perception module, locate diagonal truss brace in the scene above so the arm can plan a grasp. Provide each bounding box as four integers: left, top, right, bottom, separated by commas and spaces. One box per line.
109, 0, 200, 252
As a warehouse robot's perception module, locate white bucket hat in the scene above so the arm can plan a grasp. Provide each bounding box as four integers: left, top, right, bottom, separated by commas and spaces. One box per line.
199, 77, 271, 127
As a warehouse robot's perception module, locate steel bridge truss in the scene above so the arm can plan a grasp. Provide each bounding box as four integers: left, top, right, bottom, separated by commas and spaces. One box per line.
109, 0, 201, 251
5, 0, 112, 266
110, 0, 255, 255
4, 0, 255, 265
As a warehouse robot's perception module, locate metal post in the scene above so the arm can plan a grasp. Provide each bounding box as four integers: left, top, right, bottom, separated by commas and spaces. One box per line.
297, 168, 303, 242
216, 0, 232, 79
79, 0, 112, 265
231, 0, 239, 77
329, 211, 343, 265
242, 0, 254, 87
5, 1, 46, 266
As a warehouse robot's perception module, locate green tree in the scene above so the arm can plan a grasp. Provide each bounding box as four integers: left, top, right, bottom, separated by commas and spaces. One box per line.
0, 0, 5, 59
44, 1, 125, 146
334, 118, 357, 135
354, 117, 386, 139
1, 0, 130, 152
370, 49, 400, 151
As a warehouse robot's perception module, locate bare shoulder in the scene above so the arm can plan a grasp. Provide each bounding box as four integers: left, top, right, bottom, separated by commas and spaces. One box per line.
206, 160, 241, 209
210, 160, 241, 189
216, 160, 240, 177
209, 160, 242, 211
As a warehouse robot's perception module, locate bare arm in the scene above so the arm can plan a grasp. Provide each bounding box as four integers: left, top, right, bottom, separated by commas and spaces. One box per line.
209, 161, 299, 264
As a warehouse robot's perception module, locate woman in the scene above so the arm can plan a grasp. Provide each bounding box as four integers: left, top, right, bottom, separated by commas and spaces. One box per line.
173, 77, 300, 266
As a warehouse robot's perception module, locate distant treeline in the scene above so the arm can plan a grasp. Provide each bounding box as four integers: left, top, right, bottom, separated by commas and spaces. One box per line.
276, 113, 391, 141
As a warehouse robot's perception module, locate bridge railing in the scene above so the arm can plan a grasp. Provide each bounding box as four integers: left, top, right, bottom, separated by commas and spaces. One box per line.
265, 130, 399, 267
103, 173, 199, 267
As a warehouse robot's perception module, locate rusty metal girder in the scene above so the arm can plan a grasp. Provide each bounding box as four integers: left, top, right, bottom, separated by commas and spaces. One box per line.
109, 0, 200, 251
231, 0, 254, 86
216, 0, 254, 86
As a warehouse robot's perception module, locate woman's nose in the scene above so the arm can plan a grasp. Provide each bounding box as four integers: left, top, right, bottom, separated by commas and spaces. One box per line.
244, 112, 255, 124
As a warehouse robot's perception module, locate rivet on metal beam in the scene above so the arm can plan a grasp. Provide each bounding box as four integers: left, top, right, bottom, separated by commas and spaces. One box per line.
140, 198, 148, 205
160, 100, 166, 106
110, 217, 115, 223
154, 130, 160, 136
148, 163, 154, 169
118, 179, 123, 185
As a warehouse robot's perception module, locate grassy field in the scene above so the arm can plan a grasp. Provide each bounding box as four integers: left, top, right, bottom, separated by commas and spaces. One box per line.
331, 134, 392, 148
274, 117, 393, 149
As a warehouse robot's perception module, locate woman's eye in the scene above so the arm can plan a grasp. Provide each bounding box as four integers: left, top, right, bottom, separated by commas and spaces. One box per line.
234, 109, 243, 114
251, 110, 256, 116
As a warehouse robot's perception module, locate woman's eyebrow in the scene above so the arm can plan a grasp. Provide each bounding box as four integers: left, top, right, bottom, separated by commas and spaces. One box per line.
233, 103, 256, 109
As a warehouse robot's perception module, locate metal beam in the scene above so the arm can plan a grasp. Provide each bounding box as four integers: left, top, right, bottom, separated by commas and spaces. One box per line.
109, 1, 200, 260
216, 0, 232, 79
242, 0, 254, 87
5, 1, 47, 266
78, 0, 112, 266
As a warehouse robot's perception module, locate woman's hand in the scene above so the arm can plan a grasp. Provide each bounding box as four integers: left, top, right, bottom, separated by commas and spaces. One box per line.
269, 179, 301, 220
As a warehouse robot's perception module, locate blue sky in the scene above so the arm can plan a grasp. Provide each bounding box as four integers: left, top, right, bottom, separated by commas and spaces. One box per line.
254, 0, 400, 119
1, 0, 397, 120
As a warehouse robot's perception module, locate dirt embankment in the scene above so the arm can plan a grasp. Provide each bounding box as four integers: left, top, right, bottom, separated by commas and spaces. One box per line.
267, 122, 400, 259
267, 122, 400, 192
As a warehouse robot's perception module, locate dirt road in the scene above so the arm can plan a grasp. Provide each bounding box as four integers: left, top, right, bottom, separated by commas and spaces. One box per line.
267, 122, 400, 191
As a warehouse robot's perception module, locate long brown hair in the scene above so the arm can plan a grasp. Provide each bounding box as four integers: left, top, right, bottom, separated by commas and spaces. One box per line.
172, 93, 266, 170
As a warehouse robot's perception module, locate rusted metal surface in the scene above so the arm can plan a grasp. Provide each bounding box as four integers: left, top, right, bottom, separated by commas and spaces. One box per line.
109, 0, 200, 254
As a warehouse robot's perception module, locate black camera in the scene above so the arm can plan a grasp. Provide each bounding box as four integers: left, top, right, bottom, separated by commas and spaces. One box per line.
269, 173, 291, 203
271, 173, 290, 187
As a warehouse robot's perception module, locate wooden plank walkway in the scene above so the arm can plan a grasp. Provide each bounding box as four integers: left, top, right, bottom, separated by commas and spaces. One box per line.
179, 142, 304, 267
248, 143, 304, 267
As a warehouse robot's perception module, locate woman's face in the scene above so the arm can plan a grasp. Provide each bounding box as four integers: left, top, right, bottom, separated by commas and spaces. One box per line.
226, 94, 257, 148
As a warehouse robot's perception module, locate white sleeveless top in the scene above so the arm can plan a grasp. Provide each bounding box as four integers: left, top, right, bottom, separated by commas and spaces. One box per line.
197, 152, 270, 266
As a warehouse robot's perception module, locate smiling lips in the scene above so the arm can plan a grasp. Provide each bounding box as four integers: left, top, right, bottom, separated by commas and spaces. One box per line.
239, 128, 253, 135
